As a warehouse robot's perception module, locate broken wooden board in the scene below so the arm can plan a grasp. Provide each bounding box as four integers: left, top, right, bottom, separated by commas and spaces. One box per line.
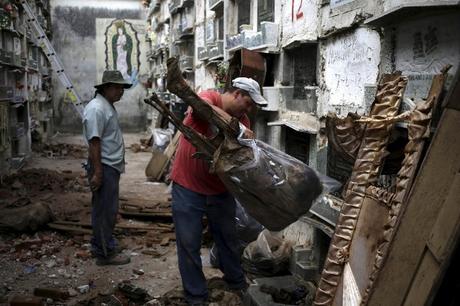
314, 73, 408, 306
48, 221, 173, 234
224, 48, 266, 94
144, 132, 181, 181
145, 150, 169, 181
119, 208, 172, 219
334, 187, 392, 304
156, 131, 181, 181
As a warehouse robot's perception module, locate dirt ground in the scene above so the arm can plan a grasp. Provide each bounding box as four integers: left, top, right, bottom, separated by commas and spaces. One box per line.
0, 133, 229, 305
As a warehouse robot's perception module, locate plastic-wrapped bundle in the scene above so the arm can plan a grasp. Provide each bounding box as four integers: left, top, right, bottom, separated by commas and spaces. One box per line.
241, 229, 292, 277
210, 200, 264, 268
214, 138, 323, 231
146, 57, 323, 232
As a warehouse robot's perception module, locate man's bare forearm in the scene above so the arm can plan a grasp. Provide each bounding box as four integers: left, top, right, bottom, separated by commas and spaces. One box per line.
89, 138, 102, 175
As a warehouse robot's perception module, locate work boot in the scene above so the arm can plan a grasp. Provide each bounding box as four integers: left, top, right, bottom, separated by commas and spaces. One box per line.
96, 253, 131, 266
231, 287, 248, 301
189, 302, 208, 306
91, 245, 124, 258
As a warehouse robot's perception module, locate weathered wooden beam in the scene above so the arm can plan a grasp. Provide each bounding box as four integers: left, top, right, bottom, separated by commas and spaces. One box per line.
166, 57, 240, 138
144, 93, 216, 158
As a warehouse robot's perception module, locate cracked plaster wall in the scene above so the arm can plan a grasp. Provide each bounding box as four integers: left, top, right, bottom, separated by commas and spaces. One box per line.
281, 0, 319, 47
50, 0, 148, 133
320, 0, 382, 37
383, 0, 458, 11
194, 0, 219, 92
318, 27, 381, 117
379, 11, 460, 106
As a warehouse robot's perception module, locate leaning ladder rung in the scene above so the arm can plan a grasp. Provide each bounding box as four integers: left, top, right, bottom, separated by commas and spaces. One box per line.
21, 0, 83, 118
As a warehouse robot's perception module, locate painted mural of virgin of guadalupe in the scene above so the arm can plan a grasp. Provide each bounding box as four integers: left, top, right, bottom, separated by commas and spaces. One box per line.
112, 25, 133, 80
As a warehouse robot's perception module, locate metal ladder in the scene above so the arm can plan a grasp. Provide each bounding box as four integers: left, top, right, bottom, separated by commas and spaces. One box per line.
21, 0, 84, 117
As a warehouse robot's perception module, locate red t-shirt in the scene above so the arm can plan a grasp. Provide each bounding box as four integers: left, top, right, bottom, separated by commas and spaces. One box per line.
170, 90, 250, 195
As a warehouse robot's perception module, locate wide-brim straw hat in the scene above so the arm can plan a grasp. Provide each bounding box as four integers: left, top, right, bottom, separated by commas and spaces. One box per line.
94, 70, 132, 89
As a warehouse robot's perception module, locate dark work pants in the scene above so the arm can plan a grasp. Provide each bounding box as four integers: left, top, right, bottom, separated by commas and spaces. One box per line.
87, 163, 120, 258
172, 183, 246, 305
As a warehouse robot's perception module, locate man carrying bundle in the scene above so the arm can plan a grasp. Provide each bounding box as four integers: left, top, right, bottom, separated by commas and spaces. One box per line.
170, 78, 268, 305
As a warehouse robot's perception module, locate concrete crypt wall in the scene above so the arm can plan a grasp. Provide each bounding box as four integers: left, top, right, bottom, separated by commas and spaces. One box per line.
319, 27, 381, 117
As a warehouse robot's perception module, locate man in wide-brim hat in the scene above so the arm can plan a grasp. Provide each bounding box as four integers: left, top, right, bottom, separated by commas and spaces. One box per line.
82, 70, 132, 266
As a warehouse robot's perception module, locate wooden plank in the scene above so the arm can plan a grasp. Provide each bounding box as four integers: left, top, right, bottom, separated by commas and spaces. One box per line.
348, 197, 389, 297
156, 131, 181, 180
48, 223, 92, 234
119, 209, 172, 218
50, 221, 172, 232
145, 150, 169, 179
164, 132, 181, 158
427, 173, 460, 262
367, 109, 460, 306
403, 249, 439, 306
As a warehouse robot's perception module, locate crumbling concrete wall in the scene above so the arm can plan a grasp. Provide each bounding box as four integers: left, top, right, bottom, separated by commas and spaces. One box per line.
318, 27, 381, 117
281, 0, 319, 47
194, 0, 218, 92
383, 0, 457, 11
393, 13, 459, 76
379, 11, 460, 107
50, 0, 146, 133
320, 0, 381, 37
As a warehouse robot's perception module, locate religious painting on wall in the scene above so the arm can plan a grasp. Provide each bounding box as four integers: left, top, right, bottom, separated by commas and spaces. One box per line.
104, 19, 140, 81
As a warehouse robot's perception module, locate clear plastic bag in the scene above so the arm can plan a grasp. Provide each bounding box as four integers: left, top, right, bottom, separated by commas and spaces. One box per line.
210, 200, 264, 268
151, 128, 174, 151
241, 229, 292, 277
317, 173, 342, 194
216, 139, 323, 231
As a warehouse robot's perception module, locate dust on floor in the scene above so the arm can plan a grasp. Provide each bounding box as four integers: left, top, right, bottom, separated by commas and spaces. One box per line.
0, 133, 231, 305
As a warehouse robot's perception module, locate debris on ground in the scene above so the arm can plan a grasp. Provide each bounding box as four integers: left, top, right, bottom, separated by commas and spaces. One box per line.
158, 278, 243, 306
1, 231, 68, 262
119, 197, 173, 219
242, 230, 292, 278
0, 202, 54, 232
33, 287, 70, 300
0, 135, 215, 305
259, 284, 313, 305
40, 143, 88, 159
129, 137, 153, 153
0, 169, 88, 202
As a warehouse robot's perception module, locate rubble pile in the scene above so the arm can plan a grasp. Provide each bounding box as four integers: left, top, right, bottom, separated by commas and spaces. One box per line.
0, 169, 88, 201
129, 137, 153, 153
75, 281, 153, 306
0, 231, 97, 303
260, 284, 312, 305
157, 278, 242, 306
40, 143, 88, 159
0, 232, 66, 263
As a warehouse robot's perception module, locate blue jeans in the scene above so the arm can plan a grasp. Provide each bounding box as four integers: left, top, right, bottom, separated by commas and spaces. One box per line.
86, 163, 120, 258
172, 183, 246, 305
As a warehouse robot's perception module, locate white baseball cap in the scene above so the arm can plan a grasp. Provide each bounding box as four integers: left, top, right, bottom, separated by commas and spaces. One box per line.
232, 77, 268, 106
